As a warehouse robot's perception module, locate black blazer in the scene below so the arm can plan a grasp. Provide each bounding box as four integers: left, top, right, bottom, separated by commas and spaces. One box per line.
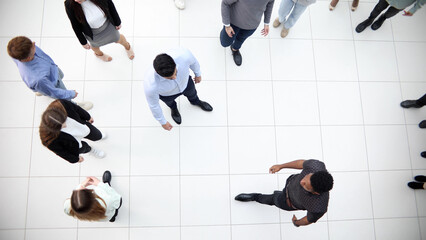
64, 0, 121, 45
47, 100, 91, 164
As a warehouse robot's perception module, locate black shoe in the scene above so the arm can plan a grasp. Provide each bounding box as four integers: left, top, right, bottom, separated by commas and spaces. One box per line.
193, 100, 213, 111
355, 17, 374, 33
171, 108, 181, 125
421, 151, 426, 158
102, 170, 112, 186
419, 120, 426, 128
400, 100, 422, 108
414, 175, 426, 182
231, 48, 242, 66
371, 15, 386, 30
234, 193, 259, 202
408, 181, 425, 189
109, 198, 122, 222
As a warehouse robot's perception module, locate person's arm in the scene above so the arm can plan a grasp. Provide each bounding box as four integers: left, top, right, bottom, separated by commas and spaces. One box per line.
221, 0, 238, 26
292, 215, 312, 227
269, 159, 305, 173
106, 0, 121, 26
64, 1, 88, 45
144, 84, 168, 126
405, 0, 425, 15
263, 0, 275, 25
186, 49, 201, 78
35, 77, 75, 100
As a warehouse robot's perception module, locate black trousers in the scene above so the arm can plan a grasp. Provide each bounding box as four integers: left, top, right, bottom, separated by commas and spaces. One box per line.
78, 122, 102, 154
369, 0, 401, 20
255, 190, 297, 211
416, 94, 426, 107
159, 76, 201, 110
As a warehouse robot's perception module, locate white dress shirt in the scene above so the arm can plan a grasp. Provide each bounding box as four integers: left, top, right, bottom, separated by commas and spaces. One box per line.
81, 0, 107, 28
144, 47, 201, 125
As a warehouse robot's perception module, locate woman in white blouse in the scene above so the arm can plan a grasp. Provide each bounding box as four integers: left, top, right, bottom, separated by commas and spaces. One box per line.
64, 171, 122, 222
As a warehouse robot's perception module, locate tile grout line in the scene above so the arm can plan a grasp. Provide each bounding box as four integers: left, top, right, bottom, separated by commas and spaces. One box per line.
178, 6, 182, 240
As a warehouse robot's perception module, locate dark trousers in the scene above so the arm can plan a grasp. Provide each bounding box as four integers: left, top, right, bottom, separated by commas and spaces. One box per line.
78, 122, 102, 154
255, 190, 297, 211
220, 24, 256, 50
369, 0, 401, 20
416, 94, 426, 107
159, 76, 200, 110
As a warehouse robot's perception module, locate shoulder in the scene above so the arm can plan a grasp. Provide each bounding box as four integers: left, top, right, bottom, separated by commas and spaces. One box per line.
143, 69, 158, 92
303, 159, 326, 172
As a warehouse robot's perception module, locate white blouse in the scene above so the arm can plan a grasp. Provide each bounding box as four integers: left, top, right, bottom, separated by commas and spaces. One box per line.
64, 182, 122, 221
81, 0, 107, 29
61, 117, 90, 148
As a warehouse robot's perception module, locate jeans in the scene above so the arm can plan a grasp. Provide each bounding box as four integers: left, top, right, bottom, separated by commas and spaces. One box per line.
369, 0, 401, 20
55, 67, 67, 90
78, 122, 103, 154
278, 0, 308, 29
255, 190, 297, 211
159, 76, 200, 110
220, 24, 256, 50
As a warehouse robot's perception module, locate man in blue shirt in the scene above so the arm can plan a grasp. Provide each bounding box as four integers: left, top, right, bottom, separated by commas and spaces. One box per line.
7, 36, 92, 110
144, 48, 213, 131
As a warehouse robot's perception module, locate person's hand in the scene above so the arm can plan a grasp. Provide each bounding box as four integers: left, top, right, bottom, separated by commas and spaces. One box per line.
194, 76, 202, 84
269, 164, 281, 174
73, 90, 78, 98
225, 26, 235, 38
82, 44, 91, 49
87, 176, 100, 186
78, 156, 84, 163
292, 215, 299, 227
88, 117, 94, 123
116, 24, 122, 30
162, 122, 173, 131
80, 177, 90, 187
403, 10, 413, 16
261, 24, 269, 36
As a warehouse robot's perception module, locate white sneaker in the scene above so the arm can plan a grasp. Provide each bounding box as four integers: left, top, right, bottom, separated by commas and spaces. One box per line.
76, 101, 93, 111
35, 92, 43, 96
89, 148, 106, 158
174, 0, 185, 10
101, 132, 107, 140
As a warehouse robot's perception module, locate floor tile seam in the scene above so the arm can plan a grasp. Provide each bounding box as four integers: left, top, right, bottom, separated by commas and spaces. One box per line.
347, 6, 378, 239
178, 9, 183, 240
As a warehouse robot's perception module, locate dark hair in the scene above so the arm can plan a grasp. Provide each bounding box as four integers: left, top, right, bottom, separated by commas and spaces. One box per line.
66, 0, 109, 24
69, 189, 107, 221
311, 171, 334, 193
7, 36, 33, 60
153, 53, 176, 77
39, 100, 67, 146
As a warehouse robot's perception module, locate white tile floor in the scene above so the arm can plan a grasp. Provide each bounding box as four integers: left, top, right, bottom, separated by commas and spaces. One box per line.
0, 0, 425, 239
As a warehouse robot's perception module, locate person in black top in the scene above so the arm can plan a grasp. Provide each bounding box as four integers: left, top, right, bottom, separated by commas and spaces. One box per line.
39, 99, 106, 163
235, 159, 334, 227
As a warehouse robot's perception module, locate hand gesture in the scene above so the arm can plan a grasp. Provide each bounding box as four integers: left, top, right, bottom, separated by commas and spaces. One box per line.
292, 215, 299, 227
269, 164, 281, 174
261, 24, 269, 36
225, 26, 235, 38
162, 122, 173, 131
73, 90, 78, 99
88, 117, 94, 123
403, 10, 413, 16
194, 76, 202, 84
87, 176, 100, 186
82, 44, 91, 50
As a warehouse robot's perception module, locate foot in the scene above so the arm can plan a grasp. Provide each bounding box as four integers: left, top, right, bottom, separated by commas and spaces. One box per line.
101, 132, 108, 140
408, 181, 425, 190
95, 53, 112, 62
235, 193, 259, 202
174, 0, 185, 10
273, 17, 281, 28
419, 120, 426, 129
125, 43, 134, 60
171, 108, 182, 125
351, 0, 359, 11
231, 48, 242, 66
35, 92, 43, 96
400, 100, 422, 108
192, 100, 213, 111
281, 27, 290, 38
329, 0, 338, 10
102, 170, 112, 186
76, 101, 93, 111
89, 148, 106, 158
371, 15, 386, 31
355, 18, 374, 33
421, 151, 426, 158
414, 175, 426, 182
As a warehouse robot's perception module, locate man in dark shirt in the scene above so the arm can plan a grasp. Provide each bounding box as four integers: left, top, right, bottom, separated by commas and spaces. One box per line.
235, 159, 333, 227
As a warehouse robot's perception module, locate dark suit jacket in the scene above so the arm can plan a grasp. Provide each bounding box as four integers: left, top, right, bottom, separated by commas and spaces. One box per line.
47, 100, 91, 164
64, 0, 121, 45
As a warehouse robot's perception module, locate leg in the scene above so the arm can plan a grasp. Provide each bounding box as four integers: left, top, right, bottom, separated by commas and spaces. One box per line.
220, 25, 239, 48
79, 141, 92, 154
255, 194, 275, 205
329, 0, 339, 10
116, 34, 134, 60
231, 28, 256, 50
85, 122, 103, 141
283, 3, 308, 29
355, 0, 389, 33
159, 93, 181, 110
92, 46, 112, 62
400, 94, 426, 108
371, 6, 401, 30
182, 76, 200, 104
279, 0, 296, 23
417, 94, 426, 106
55, 67, 67, 90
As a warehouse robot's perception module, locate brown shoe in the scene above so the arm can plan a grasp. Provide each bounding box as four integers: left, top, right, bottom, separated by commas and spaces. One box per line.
273, 17, 281, 28
281, 27, 289, 38
351, 0, 359, 11
329, 0, 339, 10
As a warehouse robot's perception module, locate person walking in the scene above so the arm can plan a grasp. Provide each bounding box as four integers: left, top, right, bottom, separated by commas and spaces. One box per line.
220, 0, 275, 66
400, 94, 426, 158
65, 0, 134, 62
64, 170, 122, 222
408, 175, 426, 190
39, 99, 106, 163
272, 0, 316, 38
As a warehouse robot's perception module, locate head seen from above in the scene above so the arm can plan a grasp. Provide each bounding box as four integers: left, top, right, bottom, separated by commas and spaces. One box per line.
300, 171, 334, 195
153, 53, 177, 80
69, 188, 107, 221
7, 36, 36, 62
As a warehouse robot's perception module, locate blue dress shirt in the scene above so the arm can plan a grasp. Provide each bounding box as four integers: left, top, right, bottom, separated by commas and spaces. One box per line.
12, 46, 75, 100
144, 47, 201, 125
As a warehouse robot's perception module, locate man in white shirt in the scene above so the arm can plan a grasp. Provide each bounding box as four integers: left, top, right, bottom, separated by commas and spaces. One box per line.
144, 48, 213, 131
